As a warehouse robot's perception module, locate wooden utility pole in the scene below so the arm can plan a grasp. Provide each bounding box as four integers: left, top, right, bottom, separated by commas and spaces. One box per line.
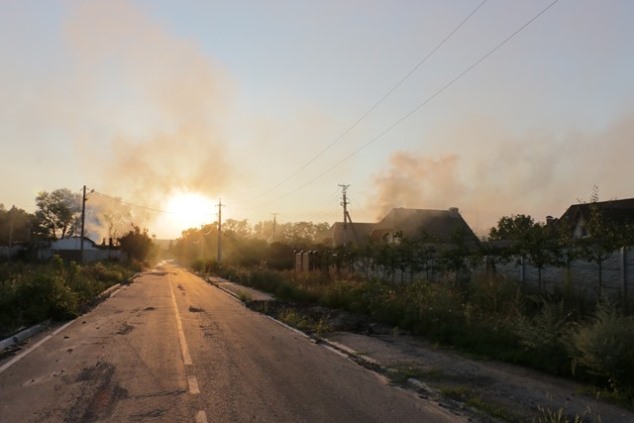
272, 213, 278, 241
217, 199, 223, 262
80, 185, 87, 263
339, 184, 350, 245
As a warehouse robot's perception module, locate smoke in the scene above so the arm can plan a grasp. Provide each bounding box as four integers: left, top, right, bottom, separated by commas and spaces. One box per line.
369, 110, 634, 235
61, 0, 234, 212
371, 153, 464, 218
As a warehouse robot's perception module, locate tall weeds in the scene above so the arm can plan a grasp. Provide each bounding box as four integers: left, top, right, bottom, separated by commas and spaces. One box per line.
0, 258, 135, 338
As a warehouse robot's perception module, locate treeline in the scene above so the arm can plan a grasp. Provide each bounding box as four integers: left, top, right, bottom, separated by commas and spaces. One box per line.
170, 219, 330, 269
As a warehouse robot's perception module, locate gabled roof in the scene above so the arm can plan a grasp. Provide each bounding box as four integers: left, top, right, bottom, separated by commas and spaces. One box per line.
560, 198, 634, 226
372, 207, 478, 244
322, 207, 478, 247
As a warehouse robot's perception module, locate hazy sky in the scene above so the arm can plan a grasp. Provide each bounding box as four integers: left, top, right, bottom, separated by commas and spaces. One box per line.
2, 0, 633, 239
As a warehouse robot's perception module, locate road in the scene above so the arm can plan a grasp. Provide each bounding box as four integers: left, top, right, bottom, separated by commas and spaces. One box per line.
0, 263, 466, 422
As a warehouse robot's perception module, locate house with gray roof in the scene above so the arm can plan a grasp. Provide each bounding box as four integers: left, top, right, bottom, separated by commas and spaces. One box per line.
322, 207, 478, 248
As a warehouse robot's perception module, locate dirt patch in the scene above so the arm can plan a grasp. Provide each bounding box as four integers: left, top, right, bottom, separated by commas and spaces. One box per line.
68, 362, 128, 422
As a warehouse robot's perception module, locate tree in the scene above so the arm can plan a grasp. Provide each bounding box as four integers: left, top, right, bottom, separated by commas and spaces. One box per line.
118, 225, 154, 262
33, 189, 81, 240
0, 205, 33, 245
490, 214, 562, 292
575, 200, 627, 295
90, 195, 132, 243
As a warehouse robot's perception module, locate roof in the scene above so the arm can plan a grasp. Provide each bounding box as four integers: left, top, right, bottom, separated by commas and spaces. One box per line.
50, 236, 98, 250
322, 207, 478, 247
560, 198, 634, 227
321, 222, 375, 246
372, 207, 478, 244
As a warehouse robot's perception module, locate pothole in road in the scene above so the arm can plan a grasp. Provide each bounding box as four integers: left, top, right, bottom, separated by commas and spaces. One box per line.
116, 323, 135, 335
188, 306, 205, 313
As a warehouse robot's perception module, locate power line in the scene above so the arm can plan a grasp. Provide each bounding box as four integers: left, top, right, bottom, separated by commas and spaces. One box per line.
91, 191, 176, 214
237, 0, 489, 204
255, 0, 560, 205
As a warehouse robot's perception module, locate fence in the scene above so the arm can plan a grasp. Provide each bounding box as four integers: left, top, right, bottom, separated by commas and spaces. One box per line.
474, 247, 634, 301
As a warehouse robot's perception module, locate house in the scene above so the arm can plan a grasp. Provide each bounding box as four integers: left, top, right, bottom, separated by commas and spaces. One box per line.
558, 198, 634, 239
370, 207, 478, 245
320, 222, 375, 247
322, 207, 478, 247
38, 236, 125, 262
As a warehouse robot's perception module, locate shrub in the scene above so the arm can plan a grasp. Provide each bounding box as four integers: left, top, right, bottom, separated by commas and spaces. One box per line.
14, 273, 78, 322
514, 298, 574, 374
570, 301, 634, 391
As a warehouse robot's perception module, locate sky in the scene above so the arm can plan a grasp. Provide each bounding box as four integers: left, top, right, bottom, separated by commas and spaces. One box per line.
1, 0, 633, 239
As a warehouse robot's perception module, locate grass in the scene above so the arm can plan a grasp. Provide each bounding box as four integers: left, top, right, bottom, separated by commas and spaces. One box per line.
236, 290, 253, 302
440, 386, 518, 421
531, 405, 602, 423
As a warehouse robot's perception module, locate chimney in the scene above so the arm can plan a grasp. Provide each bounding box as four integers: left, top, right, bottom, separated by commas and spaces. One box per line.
448, 207, 460, 216
546, 216, 554, 225
108, 238, 113, 247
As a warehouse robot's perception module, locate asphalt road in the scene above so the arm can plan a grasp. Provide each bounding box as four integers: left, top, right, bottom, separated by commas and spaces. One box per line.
0, 263, 466, 423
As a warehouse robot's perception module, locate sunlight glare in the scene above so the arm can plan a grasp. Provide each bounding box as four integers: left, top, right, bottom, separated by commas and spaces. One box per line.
166, 192, 215, 232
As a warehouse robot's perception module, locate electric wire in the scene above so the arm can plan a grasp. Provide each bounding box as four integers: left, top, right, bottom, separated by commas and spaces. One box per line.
254, 0, 560, 208
91, 190, 176, 214
237, 0, 489, 204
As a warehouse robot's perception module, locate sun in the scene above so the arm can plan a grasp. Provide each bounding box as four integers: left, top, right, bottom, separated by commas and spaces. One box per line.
165, 192, 215, 231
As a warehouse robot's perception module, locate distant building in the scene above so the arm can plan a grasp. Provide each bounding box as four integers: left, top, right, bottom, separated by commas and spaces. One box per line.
38, 236, 125, 262
321, 207, 478, 247
558, 198, 634, 239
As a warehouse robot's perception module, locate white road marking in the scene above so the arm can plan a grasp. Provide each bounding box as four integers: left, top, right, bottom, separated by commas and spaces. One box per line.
195, 410, 208, 423
0, 320, 74, 374
188, 375, 200, 394
169, 282, 193, 365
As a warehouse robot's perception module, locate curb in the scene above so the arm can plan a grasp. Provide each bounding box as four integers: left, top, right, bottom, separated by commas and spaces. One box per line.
0, 321, 51, 354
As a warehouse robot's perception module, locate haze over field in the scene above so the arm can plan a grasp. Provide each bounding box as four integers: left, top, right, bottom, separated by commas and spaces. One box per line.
2, 0, 633, 238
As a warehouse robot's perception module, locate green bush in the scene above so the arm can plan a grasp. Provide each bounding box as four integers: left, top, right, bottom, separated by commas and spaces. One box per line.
514, 298, 574, 375
14, 273, 78, 322
570, 302, 634, 392
0, 259, 138, 337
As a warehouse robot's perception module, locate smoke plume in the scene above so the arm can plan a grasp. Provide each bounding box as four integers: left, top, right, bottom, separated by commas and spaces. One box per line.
62, 0, 234, 212
370, 111, 634, 235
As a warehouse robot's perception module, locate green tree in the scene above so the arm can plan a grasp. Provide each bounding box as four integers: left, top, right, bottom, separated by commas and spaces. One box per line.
575, 200, 628, 295
0, 205, 33, 245
490, 214, 562, 292
118, 225, 154, 262
33, 188, 81, 240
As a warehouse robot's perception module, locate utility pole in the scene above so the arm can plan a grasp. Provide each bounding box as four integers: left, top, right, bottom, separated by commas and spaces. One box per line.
8, 205, 14, 248
217, 199, 223, 263
80, 185, 87, 263
272, 213, 278, 241
339, 184, 350, 245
